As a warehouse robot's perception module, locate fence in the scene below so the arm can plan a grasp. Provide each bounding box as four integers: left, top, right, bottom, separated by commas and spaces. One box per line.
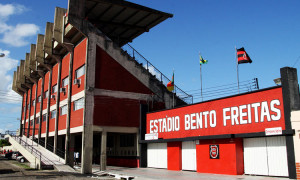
122, 44, 193, 104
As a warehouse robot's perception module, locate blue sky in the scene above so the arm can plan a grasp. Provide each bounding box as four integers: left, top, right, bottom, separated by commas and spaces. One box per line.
0, 0, 299, 132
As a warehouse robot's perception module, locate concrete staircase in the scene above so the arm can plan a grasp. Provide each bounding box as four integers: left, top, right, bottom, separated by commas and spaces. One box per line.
6, 134, 75, 172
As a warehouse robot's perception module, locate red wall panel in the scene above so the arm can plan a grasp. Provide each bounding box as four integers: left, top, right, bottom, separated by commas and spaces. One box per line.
147, 87, 285, 139
24, 121, 28, 135
49, 118, 55, 133
70, 104, 83, 128
30, 84, 36, 116
93, 96, 140, 127
43, 72, 50, 110
107, 157, 138, 168
41, 121, 46, 134
58, 114, 66, 131
60, 54, 70, 101
50, 64, 58, 107
167, 142, 182, 171
35, 79, 42, 114
26, 89, 30, 119
22, 94, 26, 120
72, 38, 87, 96
196, 139, 244, 175
95, 46, 153, 94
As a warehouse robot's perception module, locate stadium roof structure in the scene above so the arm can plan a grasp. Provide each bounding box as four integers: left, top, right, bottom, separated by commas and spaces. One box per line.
83, 0, 173, 46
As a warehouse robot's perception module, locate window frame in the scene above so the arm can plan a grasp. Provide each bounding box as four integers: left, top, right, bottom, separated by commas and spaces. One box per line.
60, 105, 68, 116
73, 98, 84, 111
62, 76, 69, 87
52, 84, 58, 93
75, 65, 85, 79
50, 110, 56, 119
44, 90, 49, 99
42, 114, 47, 122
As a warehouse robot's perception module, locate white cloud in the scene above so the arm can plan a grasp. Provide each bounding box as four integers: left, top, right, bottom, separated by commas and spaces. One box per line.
0, 49, 21, 104
0, 3, 39, 47
2, 24, 39, 47
0, 4, 27, 19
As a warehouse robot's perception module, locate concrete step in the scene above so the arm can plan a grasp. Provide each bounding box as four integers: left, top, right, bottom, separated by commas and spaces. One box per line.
54, 164, 76, 172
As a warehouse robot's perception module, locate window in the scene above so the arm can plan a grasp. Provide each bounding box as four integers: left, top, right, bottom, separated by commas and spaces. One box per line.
60, 105, 67, 115
74, 98, 84, 111
44, 90, 49, 99
50, 110, 56, 119
42, 113, 47, 122
30, 119, 33, 126
120, 134, 134, 147
52, 84, 58, 93
75, 65, 85, 79
62, 76, 69, 87
36, 117, 40, 124
38, 96, 42, 103
32, 99, 36, 107
23, 106, 26, 113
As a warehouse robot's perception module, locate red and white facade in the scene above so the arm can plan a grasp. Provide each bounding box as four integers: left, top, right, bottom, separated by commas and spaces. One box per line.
141, 68, 300, 179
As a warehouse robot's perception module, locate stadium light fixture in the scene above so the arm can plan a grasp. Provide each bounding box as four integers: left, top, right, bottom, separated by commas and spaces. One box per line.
273, 78, 281, 85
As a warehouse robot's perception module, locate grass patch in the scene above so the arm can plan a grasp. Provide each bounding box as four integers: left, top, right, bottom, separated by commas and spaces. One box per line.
12, 161, 35, 170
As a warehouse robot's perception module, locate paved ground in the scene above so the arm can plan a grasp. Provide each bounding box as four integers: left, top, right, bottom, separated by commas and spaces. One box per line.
91, 165, 291, 180
0, 157, 113, 180
0, 157, 291, 180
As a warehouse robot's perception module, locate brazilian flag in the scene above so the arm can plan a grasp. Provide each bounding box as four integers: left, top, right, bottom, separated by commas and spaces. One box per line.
199, 54, 208, 64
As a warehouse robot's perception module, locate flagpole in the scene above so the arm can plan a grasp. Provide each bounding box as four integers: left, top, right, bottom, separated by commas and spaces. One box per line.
200, 63, 203, 101
173, 69, 175, 108
235, 46, 240, 93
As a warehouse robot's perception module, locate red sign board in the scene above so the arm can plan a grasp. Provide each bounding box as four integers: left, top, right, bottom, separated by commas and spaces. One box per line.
146, 87, 285, 139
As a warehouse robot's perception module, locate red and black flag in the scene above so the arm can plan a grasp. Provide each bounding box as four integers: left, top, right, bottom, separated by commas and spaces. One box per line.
237, 47, 252, 64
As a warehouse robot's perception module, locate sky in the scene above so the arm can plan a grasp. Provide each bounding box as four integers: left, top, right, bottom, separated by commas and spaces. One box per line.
0, 0, 299, 133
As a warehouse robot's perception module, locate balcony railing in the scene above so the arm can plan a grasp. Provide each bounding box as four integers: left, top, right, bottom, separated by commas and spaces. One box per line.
122, 44, 193, 104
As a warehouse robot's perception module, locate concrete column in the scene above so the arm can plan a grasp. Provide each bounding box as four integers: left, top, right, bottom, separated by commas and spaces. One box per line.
54, 61, 62, 154
81, 125, 93, 173
100, 131, 107, 171
20, 93, 27, 136
81, 34, 96, 174
45, 70, 52, 148
65, 50, 74, 164
280, 67, 299, 179
27, 88, 33, 137
68, 134, 75, 167
32, 83, 38, 138
38, 76, 45, 144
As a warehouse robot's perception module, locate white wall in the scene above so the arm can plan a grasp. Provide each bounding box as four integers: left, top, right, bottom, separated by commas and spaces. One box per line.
291, 110, 300, 162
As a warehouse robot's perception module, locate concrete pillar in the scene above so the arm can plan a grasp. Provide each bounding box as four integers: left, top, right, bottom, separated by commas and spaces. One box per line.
66, 134, 75, 167
21, 93, 28, 136
54, 61, 62, 154
81, 125, 93, 173
280, 67, 299, 179
38, 76, 45, 144
65, 50, 74, 164
27, 88, 33, 137
100, 131, 107, 171
32, 82, 38, 138
45, 70, 52, 148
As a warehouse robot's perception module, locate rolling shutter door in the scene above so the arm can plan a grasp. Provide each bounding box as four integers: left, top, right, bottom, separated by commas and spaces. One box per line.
244, 136, 288, 177
147, 143, 167, 168
266, 136, 288, 177
182, 141, 197, 171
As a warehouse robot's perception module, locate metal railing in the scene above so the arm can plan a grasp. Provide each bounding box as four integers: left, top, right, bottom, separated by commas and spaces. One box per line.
122, 44, 193, 104
35, 137, 65, 159
8, 134, 56, 167
16, 129, 65, 159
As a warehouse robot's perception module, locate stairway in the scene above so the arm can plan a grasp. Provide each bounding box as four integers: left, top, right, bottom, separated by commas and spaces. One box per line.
6, 134, 75, 172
